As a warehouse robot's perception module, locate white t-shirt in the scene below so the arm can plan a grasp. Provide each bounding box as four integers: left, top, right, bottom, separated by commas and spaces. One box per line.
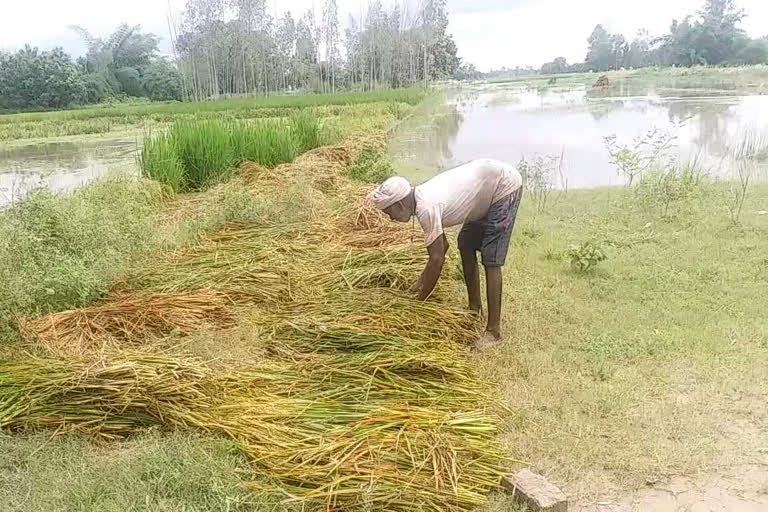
415, 159, 523, 247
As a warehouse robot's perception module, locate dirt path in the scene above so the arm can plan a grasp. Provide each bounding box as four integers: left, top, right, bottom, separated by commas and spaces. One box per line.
573, 464, 768, 511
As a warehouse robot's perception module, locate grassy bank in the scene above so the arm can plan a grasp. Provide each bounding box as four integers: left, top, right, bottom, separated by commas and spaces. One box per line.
490, 65, 768, 96
0, 431, 268, 512
477, 181, 768, 506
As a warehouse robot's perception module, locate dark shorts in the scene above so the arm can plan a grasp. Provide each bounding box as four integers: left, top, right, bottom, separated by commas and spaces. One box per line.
458, 187, 523, 267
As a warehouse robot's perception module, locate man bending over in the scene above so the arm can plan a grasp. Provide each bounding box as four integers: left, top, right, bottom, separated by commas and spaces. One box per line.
368, 159, 523, 350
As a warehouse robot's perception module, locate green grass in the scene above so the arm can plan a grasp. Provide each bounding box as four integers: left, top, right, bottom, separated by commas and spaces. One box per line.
0, 177, 165, 341
469, 182, 768, 501
0, 431, 291, 512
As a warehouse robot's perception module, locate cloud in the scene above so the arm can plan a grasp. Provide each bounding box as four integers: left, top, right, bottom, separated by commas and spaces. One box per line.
1, 0, 766, 70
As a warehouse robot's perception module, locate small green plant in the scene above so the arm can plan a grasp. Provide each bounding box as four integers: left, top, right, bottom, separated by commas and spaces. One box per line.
604, 126, 677, 186
565, 241, 607, 272
518, 154, 561, 213
724, 132, 765, 223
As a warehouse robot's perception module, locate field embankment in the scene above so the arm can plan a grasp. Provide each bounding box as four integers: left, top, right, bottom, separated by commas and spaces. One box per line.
1, 92, 511, 512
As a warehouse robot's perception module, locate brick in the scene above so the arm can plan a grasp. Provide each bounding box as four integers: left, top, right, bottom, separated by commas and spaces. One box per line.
502, 469, 568, 512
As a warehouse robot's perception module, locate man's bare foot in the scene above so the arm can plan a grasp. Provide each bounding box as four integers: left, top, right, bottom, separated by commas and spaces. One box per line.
474, 332, 503, 351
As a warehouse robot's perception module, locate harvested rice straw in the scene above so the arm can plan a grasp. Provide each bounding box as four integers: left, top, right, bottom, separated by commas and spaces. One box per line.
1, 350, 508, 511
260, 289, 480, 345
0, 352, 212, 439
20, 291, 234, 358
113, 240, 291, 304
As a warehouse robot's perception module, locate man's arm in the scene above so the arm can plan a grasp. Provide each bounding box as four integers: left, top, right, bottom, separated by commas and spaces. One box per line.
416, 234, 448, 300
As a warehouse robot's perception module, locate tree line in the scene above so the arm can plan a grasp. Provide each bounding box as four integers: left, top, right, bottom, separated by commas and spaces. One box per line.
0, 24, 183, 112
0, 0, 460, 112
172, 0, 458, 100
541, 0, 768, 74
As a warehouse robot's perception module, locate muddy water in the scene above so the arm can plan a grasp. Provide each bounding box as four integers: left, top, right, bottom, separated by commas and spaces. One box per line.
0, 137, 139, 206
392, 84, 768, 188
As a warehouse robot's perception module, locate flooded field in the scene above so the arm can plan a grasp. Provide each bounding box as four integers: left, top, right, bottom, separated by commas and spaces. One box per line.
3, 81, 768, 204
393, 83, 768, 188
0, 137, 138, 205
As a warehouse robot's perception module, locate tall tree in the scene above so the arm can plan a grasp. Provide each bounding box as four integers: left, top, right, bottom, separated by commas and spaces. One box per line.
585, 25, 615, 71
322, 0, 340, 93
70, 23, 159, 97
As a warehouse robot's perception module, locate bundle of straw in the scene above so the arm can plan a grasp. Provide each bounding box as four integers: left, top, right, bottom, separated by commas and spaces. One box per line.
330, 194, 416, 248
114, 238, 291, 304
0, 352, 211, 439
21, 291, 234, 357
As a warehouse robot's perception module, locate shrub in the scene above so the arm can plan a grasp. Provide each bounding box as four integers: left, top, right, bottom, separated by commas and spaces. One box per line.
604, 127, 677, 186
518, 154, 561, 213
565, 241, 607, 272
635, 162, 708, 217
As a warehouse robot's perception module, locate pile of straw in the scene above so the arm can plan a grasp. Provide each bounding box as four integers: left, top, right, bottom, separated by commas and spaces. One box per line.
1, 340, 506, 510
330, 193, 417, 248
21, 291, 234, 358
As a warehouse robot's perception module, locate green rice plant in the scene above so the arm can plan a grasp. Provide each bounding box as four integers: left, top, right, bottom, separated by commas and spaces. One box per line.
0, 89, 428, 141
289, 110, 320, 152
170, 120, 235, 191
142, 116, 326, 192
229, 120, 298, 168
139, 131, 184, 191
0, 431, 274, 512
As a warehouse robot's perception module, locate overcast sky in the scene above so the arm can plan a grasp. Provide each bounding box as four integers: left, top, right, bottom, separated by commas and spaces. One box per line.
1, 0, 766, 71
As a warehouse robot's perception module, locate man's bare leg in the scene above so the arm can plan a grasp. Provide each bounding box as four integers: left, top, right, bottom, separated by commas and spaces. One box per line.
460, 248, 483, 314
485, 266, 503, 338
474, 265, 503, 351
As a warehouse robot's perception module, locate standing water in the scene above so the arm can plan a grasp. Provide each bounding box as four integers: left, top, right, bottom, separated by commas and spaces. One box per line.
391, 83, 768, 188
0, 137, 139, 206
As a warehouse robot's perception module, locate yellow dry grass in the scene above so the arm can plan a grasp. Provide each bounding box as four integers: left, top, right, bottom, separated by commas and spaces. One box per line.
21, 291, 234, 358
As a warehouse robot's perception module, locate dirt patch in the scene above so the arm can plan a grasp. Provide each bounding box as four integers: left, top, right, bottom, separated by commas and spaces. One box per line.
574, 463, 768, 511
